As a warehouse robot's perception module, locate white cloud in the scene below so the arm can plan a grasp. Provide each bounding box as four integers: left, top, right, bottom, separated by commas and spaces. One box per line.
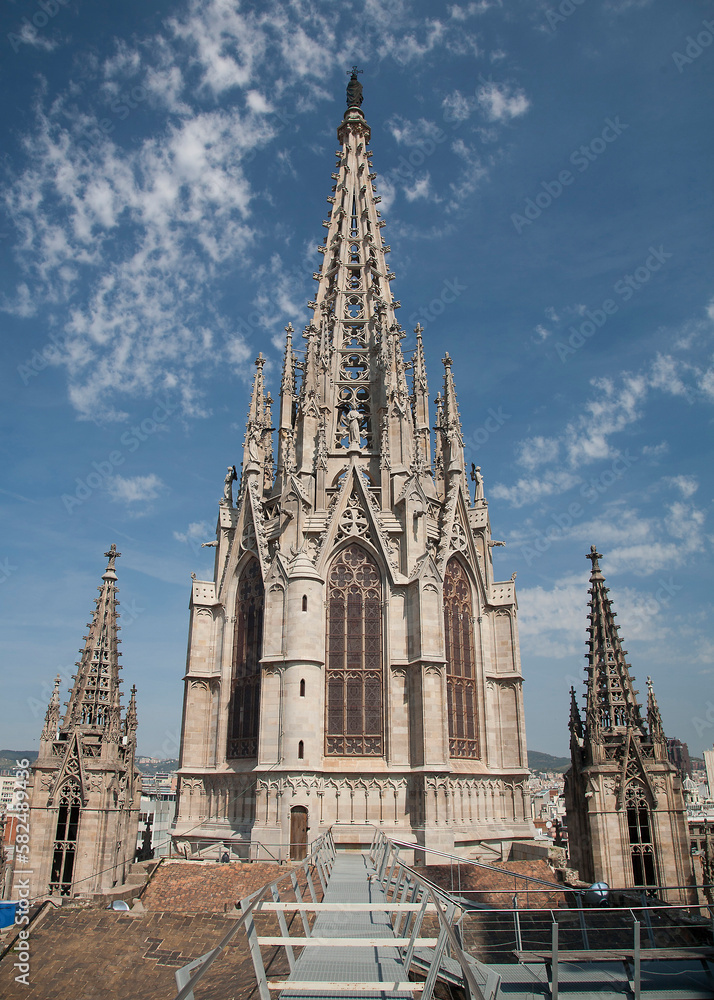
516, 435, 560, 469
109, 473, 165, 503
174, 520, 214, 544
404, 174, 432, 202
476, 81, 530, 122
491, 469, 582, 508
666, 475, 699, 499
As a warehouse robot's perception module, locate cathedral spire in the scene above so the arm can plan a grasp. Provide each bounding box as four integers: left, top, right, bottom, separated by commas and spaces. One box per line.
64, 545, 123, 731
584, 546, 644, 737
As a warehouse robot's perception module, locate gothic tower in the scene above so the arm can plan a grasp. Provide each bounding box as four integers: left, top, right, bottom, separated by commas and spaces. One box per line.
26, 545, 141, 897
174, 73, 533, 861
565, 547, 695, 902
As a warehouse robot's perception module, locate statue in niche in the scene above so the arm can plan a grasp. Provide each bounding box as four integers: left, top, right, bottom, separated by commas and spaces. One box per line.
347, 406, 362, 448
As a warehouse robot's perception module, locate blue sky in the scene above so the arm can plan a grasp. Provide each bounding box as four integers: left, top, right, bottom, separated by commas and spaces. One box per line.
1, 0, 712, 759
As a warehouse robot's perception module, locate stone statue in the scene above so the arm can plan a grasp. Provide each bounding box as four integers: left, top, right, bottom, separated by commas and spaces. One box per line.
471, 464, 484, 500
222, 465, 238, 505
347, 406, 361, 447
346, 67, 363, 108
247, 427, 261, 463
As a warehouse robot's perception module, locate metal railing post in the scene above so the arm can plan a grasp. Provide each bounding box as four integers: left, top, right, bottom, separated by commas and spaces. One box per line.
512, 895, 522, 954
290, 870, 311, 939
633, 918, 641, 1000
551, 918, 558, 1000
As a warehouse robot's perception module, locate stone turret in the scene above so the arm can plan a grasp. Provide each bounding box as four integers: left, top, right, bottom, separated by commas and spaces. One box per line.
565, 547, 695, 902
26, 546, 141, 898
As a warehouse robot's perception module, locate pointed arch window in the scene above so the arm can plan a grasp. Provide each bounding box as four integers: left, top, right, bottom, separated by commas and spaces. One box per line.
227, 558, 264, 758
50, 780, 82, 896
326, 543, 383, 756
626, 784, 658, 887
444, 557, 480, 759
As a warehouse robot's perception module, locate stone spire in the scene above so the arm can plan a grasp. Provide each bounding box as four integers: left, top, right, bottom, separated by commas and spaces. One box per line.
242, 353, 267, 477
125, 684, 138, 745
411, 324, 431, 471
64, 545, 123, 731
584, 546, 644, 737
272, 69, 417, 510
440, 352, 465, 481
41, 675, 61, 744
647, 675, 666, 744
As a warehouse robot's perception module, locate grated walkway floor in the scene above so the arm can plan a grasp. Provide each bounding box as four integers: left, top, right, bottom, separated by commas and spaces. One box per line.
279, 852, 415, 1000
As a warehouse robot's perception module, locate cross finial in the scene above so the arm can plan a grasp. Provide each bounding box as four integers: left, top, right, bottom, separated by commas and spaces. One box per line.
414, 323, 423, 337
104, 543, 121, 565
349, 65, 363, 76
587, 544, 602, 566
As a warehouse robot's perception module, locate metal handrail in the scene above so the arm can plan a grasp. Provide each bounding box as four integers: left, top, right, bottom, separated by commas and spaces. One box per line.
371, 829, 494, 1000
171, 829, 333, 1000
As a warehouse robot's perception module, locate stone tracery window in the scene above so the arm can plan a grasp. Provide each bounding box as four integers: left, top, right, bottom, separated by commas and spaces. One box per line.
227, 557, 264, 758
626, 784, 658, 886
444, 557, 480, 759
50, 780, 82, 896
326, 543, 383, 756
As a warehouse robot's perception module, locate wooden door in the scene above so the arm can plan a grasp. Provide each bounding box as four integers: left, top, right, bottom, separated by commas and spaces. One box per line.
290, 806, 308, 861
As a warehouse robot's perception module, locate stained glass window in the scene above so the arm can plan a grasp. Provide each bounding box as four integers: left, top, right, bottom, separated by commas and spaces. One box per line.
444, 557, 480, 758
326, 543, 383, 756
227, 558, 263, 758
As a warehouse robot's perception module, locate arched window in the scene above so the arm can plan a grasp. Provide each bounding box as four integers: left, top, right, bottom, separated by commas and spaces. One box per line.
300, 679, 306, 697
626, 784, 658, 886
50, 780, 82, 896
298, 740, 304, 759
326, 543, 383, 756
227, 558, 264, 758
443, 557, 479, 759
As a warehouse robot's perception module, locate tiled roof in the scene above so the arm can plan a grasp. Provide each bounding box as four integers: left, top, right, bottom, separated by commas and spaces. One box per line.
414, 859, 567, 908
141, 859, 299, 912
0, 907, 290, 1000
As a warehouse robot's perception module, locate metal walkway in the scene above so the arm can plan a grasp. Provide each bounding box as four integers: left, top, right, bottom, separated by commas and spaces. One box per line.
278, 852, 415, 999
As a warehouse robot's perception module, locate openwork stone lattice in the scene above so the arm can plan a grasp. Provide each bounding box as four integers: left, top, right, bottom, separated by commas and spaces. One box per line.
444, 557, 479, 759
626, 783, 658, 886
326, 543, 383, 756
49, 780, 82, 896
227, 558, 263, 758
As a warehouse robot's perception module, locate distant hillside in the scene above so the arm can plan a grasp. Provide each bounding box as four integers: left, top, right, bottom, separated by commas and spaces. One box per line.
136, 758, 180, 775
528, 750, 570, 773
0, 750, 38, 769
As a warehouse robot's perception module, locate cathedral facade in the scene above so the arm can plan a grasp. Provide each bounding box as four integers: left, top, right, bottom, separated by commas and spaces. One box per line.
565, 547, 695, 903
26, 546, 141, 898
173, 75, 533, 861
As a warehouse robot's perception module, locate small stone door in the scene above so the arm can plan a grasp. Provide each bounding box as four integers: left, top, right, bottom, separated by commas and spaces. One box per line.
290, 806, 308, 861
